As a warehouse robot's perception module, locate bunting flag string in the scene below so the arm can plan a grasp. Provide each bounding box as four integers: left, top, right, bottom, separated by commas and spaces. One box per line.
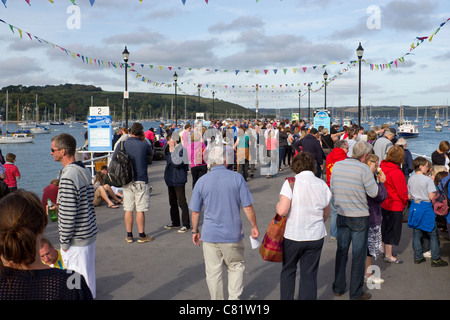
1, 0, 218, 7
0, 16, 449, 95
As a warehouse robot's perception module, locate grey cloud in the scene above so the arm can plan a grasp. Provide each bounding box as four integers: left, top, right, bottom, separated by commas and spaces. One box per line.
220, 30, 352, 69
208, 16, 264, 33
382, 0, 436, 32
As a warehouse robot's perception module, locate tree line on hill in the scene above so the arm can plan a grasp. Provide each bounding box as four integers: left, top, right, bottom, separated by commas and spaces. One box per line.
0, 84, 252, 122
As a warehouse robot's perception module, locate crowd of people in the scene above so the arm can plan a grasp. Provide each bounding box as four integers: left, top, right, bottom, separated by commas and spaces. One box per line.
0, 117, 449, 301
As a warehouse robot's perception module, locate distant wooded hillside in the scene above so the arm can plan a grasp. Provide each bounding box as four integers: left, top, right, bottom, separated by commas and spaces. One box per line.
0, 84, 253, 121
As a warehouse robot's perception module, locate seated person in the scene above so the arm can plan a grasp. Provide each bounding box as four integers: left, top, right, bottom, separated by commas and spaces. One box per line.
100, 165, 124, 199
39, 238, 65, 269
93, 172, 122, 209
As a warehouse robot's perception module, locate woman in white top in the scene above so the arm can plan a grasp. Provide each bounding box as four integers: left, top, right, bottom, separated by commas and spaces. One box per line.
276, 152, 331, 300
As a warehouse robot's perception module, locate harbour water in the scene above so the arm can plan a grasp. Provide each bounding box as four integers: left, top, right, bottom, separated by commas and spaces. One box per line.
0, 118, 448, 200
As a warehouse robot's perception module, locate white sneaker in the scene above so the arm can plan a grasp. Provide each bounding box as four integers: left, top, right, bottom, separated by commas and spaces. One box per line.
178, 226, 189, 233
365, 275, 384, 284
423, 251, 432, 258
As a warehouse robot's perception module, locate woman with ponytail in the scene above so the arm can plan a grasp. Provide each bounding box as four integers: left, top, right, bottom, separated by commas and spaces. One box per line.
0, 190, 93, 300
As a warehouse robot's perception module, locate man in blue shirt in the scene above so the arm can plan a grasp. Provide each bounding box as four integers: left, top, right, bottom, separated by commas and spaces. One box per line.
119, 122, 153, 244
190, 146, 259, 300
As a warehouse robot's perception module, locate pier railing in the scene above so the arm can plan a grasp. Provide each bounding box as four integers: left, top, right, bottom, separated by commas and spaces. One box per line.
75, 150, 114, 180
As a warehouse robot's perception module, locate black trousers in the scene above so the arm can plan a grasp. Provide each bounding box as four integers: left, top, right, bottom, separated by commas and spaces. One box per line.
168, 185, 190, 228
280, 237, 324, 300
191, 165, 208, 189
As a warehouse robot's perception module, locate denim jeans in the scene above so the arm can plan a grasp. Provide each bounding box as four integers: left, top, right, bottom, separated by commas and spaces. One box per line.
412, 224, 441, 261
333, 215, 369, 299
329, 197, 338, 238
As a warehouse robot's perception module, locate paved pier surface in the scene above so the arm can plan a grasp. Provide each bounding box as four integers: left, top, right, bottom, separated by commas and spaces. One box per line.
43, 159, 450, 301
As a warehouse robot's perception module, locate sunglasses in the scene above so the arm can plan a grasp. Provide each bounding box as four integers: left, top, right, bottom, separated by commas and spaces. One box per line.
51, 148, 61, 153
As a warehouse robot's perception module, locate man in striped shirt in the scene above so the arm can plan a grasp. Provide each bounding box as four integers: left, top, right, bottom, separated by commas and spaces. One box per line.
51, 133, 98, 298
330, 141, 379, 300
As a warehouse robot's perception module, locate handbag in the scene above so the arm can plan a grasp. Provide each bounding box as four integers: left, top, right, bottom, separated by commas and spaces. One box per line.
259, 177, 295, 262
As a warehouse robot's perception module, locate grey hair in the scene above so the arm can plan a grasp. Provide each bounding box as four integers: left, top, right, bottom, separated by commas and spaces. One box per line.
334, 139, 348, 149
352, 141, 373, 159
207, 146, 226, 167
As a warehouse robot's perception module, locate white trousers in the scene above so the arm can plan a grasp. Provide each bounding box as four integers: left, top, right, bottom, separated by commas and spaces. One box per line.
61, 241, 96, 298
202, 240, 245, 300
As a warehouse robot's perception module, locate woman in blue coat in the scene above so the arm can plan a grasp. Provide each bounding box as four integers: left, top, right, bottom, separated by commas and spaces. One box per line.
163, 133, 190, 233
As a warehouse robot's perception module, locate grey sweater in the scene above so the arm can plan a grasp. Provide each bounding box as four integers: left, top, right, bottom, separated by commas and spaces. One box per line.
330, 158, 379, 217
57, 162, 97, 250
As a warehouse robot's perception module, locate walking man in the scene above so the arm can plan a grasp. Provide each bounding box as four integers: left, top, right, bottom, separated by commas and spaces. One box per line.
51, 133, 97, 298
330, 141, 379, 300
190, 146, 259, 300
115, 122, 154, 243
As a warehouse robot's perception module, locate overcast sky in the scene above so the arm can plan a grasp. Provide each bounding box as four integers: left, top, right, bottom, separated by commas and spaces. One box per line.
1, 0, 450, 112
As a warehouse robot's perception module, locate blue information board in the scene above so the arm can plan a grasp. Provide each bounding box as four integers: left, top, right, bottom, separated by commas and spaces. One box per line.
313, 111, 331, 132
88, 115, 112, 151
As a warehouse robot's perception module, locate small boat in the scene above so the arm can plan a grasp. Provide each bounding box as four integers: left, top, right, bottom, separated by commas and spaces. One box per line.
30, 124, 52, 134
398, 120, 419, 138
435, 122, 443, 132
0, 133, 34, 144
343, 117, 352, 127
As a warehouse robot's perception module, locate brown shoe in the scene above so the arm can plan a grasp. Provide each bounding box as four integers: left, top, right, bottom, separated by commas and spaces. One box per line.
356, 292, 372, 300
138, 234, 154, 243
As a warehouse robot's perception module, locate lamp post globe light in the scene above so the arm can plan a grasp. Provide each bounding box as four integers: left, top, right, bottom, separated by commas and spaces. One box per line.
357, 42, 364, 126
122, 46, 130, 129
323, 70, 328, 111
173, 72, 178, 126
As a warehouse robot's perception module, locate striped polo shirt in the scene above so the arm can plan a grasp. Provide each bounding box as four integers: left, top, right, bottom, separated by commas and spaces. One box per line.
330, 157, 379, 217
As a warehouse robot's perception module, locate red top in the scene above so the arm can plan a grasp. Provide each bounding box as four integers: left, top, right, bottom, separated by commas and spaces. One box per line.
41, 184, 59, 209
325, 148, 348, 187
380, 160, 408, 211
3, 163, 20, 188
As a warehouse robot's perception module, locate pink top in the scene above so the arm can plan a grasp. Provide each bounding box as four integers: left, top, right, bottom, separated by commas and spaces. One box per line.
189, 141, 207, 168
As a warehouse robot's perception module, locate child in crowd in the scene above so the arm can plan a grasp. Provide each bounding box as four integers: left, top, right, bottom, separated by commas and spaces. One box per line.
407, 157, 448, 267
3, 153, 21, 192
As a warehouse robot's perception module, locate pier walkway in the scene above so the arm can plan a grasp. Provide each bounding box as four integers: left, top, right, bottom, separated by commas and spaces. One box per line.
43, 159, 450, 301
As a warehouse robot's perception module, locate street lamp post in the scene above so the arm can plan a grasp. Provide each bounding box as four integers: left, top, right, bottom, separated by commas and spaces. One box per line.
298, 89, 301, 120
122, 46, 130, 129
323, 70, 328, 111
307, 83, 311, 123
357, 42, 364, 126
212, 91, 215, 120
173, 72, 178, 126
197, 84, 201, 111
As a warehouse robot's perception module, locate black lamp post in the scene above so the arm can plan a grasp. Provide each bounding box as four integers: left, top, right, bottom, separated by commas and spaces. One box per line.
212, 91, 215, 120
357, 42, 364, 126
173, 72, 178, 126
298, 89, 301, 120
307, 83, 311, 123
122, 46, 130, 129
323, 70, 328, 111
197, 84, 201, 111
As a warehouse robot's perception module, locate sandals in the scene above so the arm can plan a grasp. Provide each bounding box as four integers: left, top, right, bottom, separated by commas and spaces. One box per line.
108, 204, 120, 209
384, 257, 403, 264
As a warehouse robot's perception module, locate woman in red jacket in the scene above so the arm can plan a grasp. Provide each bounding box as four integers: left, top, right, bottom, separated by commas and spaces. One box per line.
380, 146, 408, 264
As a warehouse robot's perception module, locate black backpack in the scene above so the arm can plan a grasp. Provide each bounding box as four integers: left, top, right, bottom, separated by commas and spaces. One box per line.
107, 141, 134, 187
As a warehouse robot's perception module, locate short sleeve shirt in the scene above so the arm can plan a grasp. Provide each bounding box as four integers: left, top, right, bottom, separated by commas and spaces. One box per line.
407, 173, 436, 202
189, 166, 254, 243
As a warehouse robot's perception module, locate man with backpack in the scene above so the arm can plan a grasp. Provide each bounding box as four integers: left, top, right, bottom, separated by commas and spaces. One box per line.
115, 122, 154, 244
